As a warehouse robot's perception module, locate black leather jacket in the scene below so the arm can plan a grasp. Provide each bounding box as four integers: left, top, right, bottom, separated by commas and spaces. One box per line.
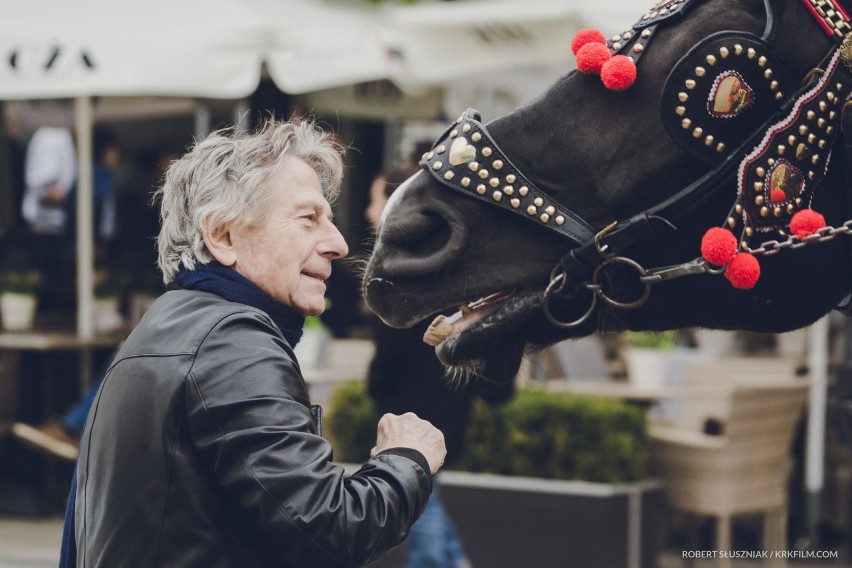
75, 290, 432, 567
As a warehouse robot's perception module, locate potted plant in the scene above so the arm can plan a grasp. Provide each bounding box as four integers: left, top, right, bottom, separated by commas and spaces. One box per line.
0, 268, 40, 332
622, 331, 676, 389
327, 382, 664, 568
92, 268, 125, 333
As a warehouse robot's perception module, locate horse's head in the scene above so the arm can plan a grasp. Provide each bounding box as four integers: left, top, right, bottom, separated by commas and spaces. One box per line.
365, 0, 852, 382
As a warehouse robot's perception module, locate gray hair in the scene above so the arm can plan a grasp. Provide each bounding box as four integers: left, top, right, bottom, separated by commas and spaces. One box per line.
155, 119, 344, 284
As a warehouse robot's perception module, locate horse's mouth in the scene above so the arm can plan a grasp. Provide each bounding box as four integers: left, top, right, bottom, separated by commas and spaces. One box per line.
423, 291, 514, 347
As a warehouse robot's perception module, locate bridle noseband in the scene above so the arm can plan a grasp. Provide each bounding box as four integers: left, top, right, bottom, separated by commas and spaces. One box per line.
419, 0, 852, 333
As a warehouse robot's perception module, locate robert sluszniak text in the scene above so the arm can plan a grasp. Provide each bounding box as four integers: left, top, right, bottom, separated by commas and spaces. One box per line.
683, 550, 838, 559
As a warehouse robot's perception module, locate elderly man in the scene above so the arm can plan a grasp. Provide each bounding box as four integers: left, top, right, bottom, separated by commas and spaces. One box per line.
62, 120, 446, 567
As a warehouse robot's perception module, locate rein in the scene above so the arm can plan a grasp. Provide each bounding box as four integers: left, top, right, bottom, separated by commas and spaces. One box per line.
420, 0, 852, 332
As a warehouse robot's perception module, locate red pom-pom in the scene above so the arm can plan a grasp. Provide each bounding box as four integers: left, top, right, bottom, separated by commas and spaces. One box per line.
601, 55, 637, 90
700, 227, 738, 266
571, 28, 607, 55
576, 43, 611, 75
770, 189, 786, 203
789, 209, 826, 238
724, 253, 760, 290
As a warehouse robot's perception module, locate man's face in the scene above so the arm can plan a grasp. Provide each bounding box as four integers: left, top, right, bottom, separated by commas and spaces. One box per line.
230, 155, 348, 316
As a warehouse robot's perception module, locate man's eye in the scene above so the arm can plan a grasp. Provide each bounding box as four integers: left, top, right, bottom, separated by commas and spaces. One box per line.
302, 214, 317, 222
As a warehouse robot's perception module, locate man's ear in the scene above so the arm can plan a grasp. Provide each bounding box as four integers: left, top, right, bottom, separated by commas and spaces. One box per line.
202, 219, 237, 267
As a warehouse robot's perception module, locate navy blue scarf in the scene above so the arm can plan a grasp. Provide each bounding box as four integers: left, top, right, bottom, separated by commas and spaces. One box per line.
173, 260, 305, 347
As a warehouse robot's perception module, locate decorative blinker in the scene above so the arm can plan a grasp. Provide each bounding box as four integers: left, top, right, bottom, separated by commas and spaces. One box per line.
420, 109, 595, 245
661, 33, 787, 166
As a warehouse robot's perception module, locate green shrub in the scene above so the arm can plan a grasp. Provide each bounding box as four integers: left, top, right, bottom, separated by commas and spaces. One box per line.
325, 380, 378, 463
325, 381, 648, 483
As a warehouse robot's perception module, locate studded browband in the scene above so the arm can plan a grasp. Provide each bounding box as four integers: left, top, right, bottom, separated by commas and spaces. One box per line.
420, 111, 596, 246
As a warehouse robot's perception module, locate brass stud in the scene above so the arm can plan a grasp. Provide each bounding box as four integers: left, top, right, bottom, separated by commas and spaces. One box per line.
770, 80, 779, 91
775, 92, 784, 101
735, 203, 744, 214
443, 171, 455, 181
478, 169, 489, 179
818, 117, 826, 128
461, 177, 471, 188
482, 147, 493, 157
682, 118, 692, 129
471, 132, 483, 143
611, 35, 621, 42
819, 101, 828, 112
799, 125, 809, 136
812, 154, 821, 165
795, 198, 803, 205
545, 206, 556, 215
693, 127, 704, 138
541, 213, 551, 223
476, 184, 486, 195
678, 92, 689, 102
506, 174, 517, 184
764, 69, 773, 79
426, 152, 435, 160
745, 227, 754, 237
760, 206, 769, 217
633, 44, 644, 53
449, 130, 458, 139
468, 161, 480, 172
796, 143, 808, 160
641, 29, 652, 38
623, 31, 633, 40
807, 110, 816, 120
768, 158, 775, 166
716, 142, 726, 153
828, 92, 836, 102
432, 161, 443, 171
534, 197, 544, 207
527, 205, 537, 215
555, 216, 566, 226
676, 106, 686, 116
754, 182, 764, 192
808, 133, 816, 143
777, 144, 786, 155
756, 167, 766, 177
787, 203, 795, 214
705, 135, 714, 147
747, 48, 756, 59
756, 195, 765, 205
492, 160, 504, 170
734, 44, 743, 55
830, 111, 837, 120
489, 177, 500, 188
504, 186, 514, 195
720, 46, 730, 58
819, 139, 828, 148
436, 145, 446, 154
685, 79, 696, 89
611, 42, 622, 50
695, 66, 706, 77
519, 186, 529, 196
510, 198, 520, 209
774, 207, 783, 217
808, 170, 816, 180
706, 54, 717, 65
826, 126, 835, 136
492, 191, 503, 202
788, 135, 796, 146
728, 217, 736, 228
462, 124, 471, 133
758, 55, 767, 67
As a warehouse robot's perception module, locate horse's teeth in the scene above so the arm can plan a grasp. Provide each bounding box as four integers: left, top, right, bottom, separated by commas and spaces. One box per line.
423, 315, 454, 346
459, 304, 473, 315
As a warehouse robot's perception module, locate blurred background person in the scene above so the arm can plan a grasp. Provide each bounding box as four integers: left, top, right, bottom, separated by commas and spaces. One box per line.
365, 157, 514, 568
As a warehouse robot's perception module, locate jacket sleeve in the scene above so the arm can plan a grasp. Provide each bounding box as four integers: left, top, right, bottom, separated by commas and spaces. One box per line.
185, 312, 432, 567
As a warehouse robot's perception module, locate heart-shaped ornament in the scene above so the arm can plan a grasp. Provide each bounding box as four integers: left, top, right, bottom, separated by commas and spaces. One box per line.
449, 137, 477, 166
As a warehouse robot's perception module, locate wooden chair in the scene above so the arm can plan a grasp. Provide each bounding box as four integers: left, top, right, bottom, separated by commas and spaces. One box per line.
649, 380, 810, 567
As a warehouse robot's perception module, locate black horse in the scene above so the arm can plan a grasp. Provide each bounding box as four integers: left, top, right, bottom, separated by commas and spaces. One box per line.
365, 0, 852, 382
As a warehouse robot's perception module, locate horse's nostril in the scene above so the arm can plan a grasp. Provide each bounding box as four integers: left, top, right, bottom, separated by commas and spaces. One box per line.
392, 212, 451, 257
376, 210, 467, 278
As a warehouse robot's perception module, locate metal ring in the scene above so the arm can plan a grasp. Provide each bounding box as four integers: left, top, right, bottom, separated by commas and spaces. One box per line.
542, 273, 597, 328
592, 256, 652, 310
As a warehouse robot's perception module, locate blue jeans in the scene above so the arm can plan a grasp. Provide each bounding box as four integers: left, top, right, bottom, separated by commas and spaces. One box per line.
406, 476, 470, 568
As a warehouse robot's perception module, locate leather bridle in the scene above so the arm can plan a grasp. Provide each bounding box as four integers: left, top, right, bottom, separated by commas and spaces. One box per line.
419, 0, 852, 332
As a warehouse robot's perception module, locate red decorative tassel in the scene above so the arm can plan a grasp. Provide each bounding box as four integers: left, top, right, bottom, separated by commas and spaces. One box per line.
576, 43, 611, 75
700, 227, 738, 266
571, 28, 606, 55
724, 253, 760, 289
601, 55, 637, 91
789, 209, 826, 238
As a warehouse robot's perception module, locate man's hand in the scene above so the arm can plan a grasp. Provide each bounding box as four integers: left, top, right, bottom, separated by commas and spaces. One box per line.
371, 413, 446, 475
